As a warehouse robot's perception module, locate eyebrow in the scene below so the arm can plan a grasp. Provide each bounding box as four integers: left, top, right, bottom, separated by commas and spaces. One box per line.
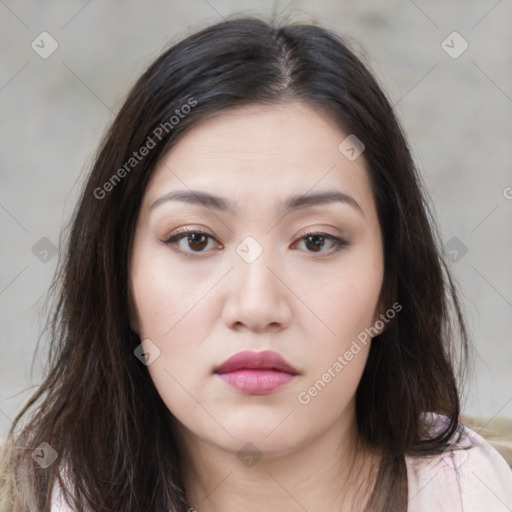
150, 189, 365, 218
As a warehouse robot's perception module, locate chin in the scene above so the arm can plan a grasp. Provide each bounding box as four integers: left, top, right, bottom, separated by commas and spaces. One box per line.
198, 413, 312, 457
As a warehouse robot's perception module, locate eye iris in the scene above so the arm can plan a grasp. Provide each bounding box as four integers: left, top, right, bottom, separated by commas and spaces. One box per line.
188, 233, 208, 251
305, 235, 325, 252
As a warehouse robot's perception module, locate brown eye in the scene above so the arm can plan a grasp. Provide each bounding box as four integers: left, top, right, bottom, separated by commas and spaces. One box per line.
164, 230, 220, 257
295, 232, 349, 255
187, 233, 209, 251
304, 235, 326, 252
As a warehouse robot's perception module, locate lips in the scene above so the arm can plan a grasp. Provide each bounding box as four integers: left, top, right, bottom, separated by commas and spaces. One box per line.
214, 350, 299, 375
214, 350, 299, 395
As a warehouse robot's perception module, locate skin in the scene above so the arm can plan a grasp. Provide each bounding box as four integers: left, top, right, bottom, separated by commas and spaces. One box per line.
128, 101, 386, 511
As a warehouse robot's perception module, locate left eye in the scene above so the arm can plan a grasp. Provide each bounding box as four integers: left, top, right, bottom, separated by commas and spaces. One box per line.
293, 233, 349, 254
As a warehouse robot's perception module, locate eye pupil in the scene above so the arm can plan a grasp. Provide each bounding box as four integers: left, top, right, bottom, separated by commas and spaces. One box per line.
188, 233, 208, 251
305, 235, 325, 252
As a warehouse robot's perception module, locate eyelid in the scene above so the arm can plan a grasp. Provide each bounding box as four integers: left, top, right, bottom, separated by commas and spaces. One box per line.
295, 225, 346, 239
164, 225, 216, 240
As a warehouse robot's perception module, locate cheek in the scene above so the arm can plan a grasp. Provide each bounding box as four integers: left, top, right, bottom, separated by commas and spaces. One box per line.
297, 343, 370, 415
131, 267, 210, 382
144, 355, 217, 440
130, 245, 215, 400
294, 280, 373, 419
298, 261, 382, 343
291, 256, 382, 396
130, 245, 207, 340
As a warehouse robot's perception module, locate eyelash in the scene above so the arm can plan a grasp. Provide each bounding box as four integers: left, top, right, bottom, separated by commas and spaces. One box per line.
163, 228, 349, 259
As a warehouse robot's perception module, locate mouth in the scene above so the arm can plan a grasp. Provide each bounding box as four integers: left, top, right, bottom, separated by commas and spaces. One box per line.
214, 350, 299, 395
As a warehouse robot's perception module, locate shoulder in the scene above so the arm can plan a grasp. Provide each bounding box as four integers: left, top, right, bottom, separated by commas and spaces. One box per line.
405, 413, 512, 512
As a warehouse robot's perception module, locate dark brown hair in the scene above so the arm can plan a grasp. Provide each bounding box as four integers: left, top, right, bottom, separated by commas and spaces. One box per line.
0, 15, 469, 512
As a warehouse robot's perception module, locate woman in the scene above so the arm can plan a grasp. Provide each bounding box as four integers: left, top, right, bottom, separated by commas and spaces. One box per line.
1, 16, 511, 512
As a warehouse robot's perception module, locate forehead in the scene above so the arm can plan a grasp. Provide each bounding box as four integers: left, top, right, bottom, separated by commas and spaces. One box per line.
142, 101, 375, 218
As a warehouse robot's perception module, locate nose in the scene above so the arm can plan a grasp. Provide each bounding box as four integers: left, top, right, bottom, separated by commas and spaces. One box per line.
221, 245, 292, 333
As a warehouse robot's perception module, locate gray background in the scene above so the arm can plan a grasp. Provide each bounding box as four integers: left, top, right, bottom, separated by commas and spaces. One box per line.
1, 0, 511, 438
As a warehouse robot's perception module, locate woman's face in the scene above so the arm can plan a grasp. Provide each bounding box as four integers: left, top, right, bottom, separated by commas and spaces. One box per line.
129, 101, 385, 458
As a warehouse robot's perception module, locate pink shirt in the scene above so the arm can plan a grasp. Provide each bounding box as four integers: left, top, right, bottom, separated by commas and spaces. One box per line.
51, 416, 512, 511
406, 416, 512, 511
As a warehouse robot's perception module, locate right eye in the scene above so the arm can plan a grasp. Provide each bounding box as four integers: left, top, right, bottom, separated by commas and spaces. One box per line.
164, 229, 223, 258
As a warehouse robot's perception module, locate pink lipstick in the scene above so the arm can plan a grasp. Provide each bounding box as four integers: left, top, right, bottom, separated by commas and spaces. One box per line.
214, 350, 299, 395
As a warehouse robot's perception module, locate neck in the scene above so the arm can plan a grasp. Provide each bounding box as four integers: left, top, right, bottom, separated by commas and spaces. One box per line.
176, 412, 381, 512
